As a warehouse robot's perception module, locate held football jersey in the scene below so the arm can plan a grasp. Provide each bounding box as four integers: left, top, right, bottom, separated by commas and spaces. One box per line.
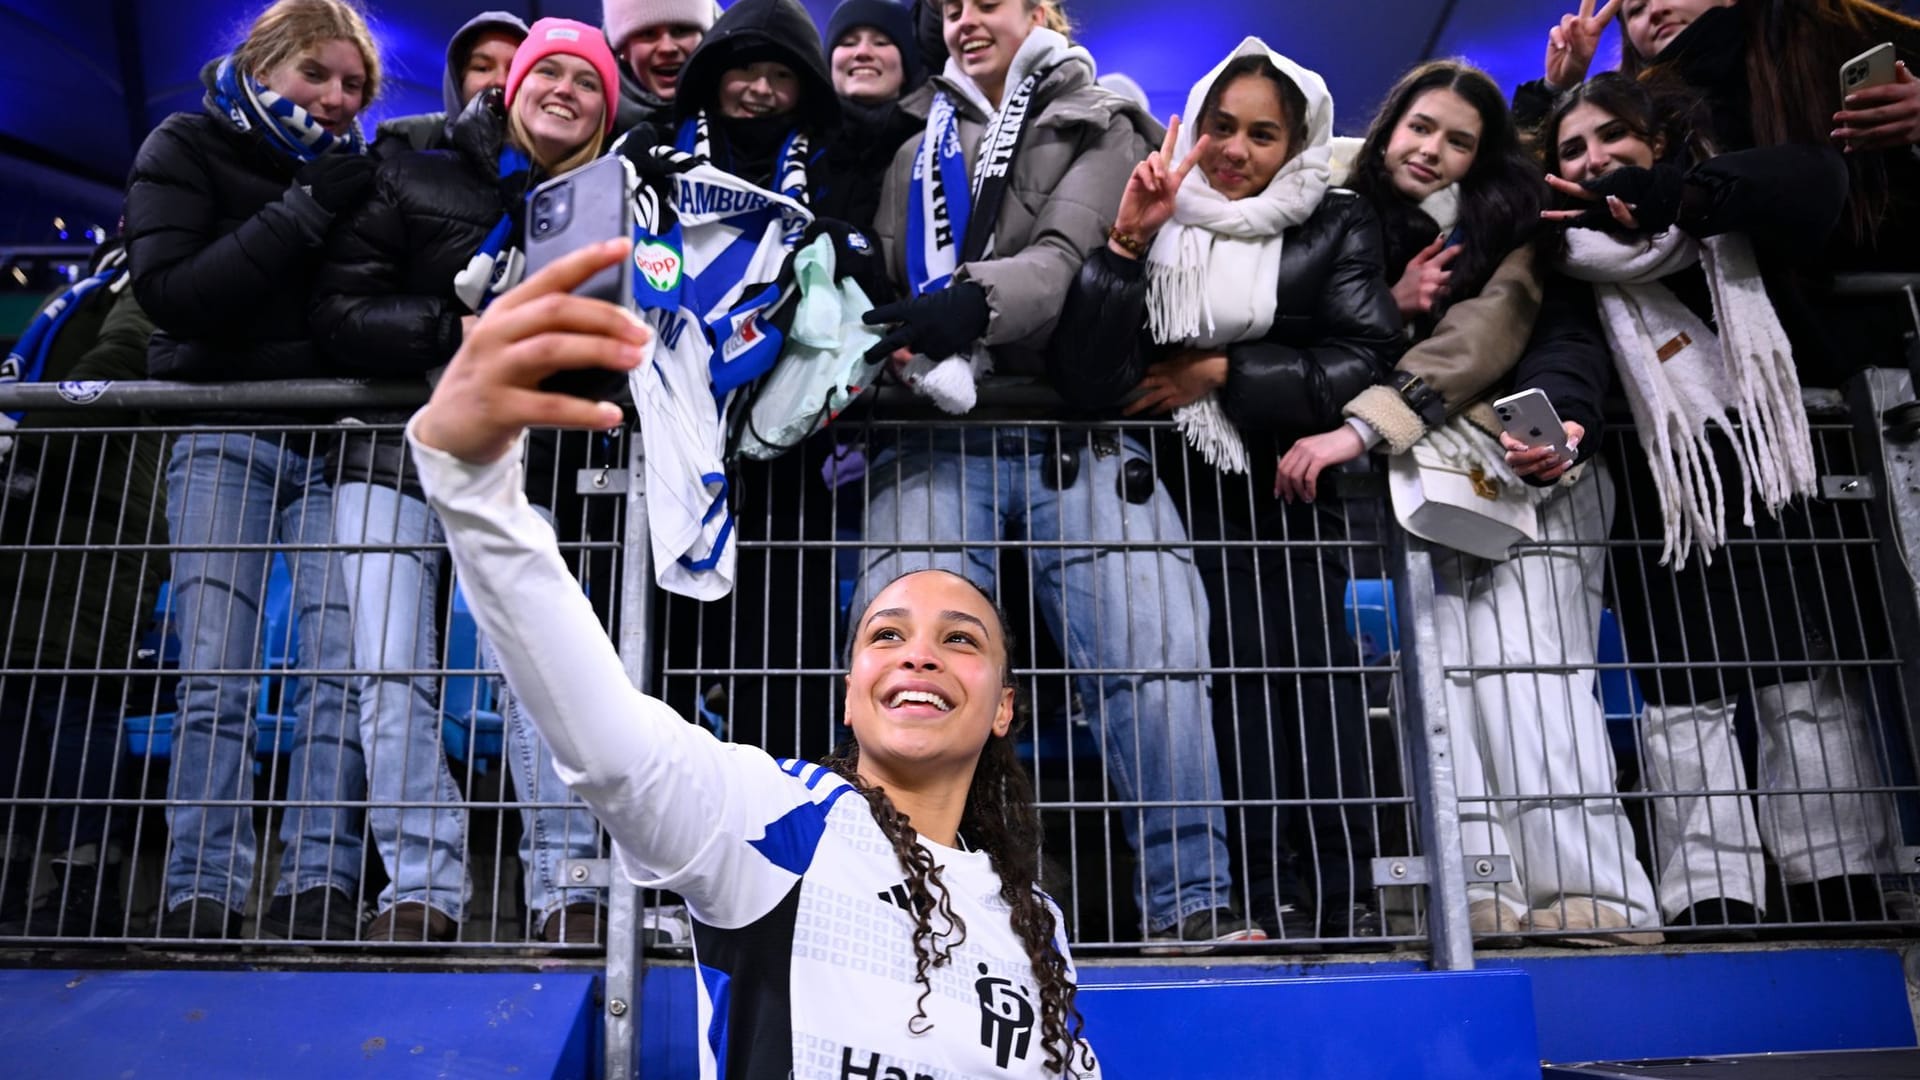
409, 418, 1101, 1080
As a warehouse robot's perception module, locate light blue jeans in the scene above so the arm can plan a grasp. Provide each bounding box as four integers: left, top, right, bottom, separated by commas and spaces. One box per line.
856, 428, 1233, 932
481, 503, 601, 922
334, 481, 471, 921
163, 432, 364, 913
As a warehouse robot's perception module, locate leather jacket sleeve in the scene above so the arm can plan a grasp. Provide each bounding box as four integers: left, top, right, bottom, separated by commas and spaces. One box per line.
1222, 196, 1405, 441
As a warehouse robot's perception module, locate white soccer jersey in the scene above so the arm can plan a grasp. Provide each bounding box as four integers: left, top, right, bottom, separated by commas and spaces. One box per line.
409, 419, 1101, 1080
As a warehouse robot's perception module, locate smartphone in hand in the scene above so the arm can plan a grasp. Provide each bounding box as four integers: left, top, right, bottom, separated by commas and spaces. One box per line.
1840, 42, 1899, 102
1493, 388, 1572, 462
524, 154, 636, 402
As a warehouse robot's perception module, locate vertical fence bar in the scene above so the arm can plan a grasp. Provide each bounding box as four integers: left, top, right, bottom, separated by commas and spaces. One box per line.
1389, 531, 1474, 970
605, 429, 653, 1080
1844, 368, 1920, 874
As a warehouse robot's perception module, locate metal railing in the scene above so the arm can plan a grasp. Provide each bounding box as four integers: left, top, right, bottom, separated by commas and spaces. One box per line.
4, 355, 1920, 1074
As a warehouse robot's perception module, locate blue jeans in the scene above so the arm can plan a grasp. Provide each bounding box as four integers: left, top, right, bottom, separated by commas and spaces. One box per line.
481, 504, 601, 921
334, 482, 471, 921
857, 428, 1233, 931
163, 432, 364, 912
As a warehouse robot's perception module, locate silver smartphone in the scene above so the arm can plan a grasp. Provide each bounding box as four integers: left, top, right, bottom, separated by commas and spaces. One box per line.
1841, 42, 1899, 102
1492, 388, 1572, 462
523, 154, 635, 401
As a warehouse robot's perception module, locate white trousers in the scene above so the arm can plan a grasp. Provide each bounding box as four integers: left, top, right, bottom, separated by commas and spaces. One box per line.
1433, 462, 1660, 927
1639, 671, 1896, 917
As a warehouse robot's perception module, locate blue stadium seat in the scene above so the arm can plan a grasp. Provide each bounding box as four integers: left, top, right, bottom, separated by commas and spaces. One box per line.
1344, 577, 1399, 663
1595, 608, 1646, 764
441, 580, 504, 774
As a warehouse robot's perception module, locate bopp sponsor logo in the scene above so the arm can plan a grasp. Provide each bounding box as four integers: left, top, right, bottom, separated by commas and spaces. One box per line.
633, 242, 683, 293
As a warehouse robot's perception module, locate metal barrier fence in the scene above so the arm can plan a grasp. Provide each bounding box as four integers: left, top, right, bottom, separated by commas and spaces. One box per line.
5, 356, 1920, 1075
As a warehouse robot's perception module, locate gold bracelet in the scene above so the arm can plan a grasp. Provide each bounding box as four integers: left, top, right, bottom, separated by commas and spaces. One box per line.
1108, 226, 1148, 258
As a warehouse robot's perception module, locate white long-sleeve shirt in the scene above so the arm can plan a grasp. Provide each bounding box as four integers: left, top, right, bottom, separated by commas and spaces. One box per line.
408, 417, 1099, 1080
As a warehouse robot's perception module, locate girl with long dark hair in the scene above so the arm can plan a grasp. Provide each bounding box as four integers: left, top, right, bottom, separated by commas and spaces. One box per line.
1528, 71, 1900, 939
1274, 59, 1665, 946
406, 239, 1099, 1078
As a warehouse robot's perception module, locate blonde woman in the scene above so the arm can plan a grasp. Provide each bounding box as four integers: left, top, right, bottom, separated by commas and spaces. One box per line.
310, 18, 620, 942
125, 0, 380, 942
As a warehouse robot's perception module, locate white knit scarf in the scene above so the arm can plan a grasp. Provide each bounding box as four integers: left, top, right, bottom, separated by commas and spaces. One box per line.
1559, 227, 1816, 567
1146, 38, 1334, 475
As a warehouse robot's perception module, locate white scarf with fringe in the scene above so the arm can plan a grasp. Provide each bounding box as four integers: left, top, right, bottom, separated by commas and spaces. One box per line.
1559, 227, 1815, 567
1145, 38, 1334, 475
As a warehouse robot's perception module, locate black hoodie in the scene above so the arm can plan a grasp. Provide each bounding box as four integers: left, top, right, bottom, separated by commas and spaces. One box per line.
619, 0, 844, 193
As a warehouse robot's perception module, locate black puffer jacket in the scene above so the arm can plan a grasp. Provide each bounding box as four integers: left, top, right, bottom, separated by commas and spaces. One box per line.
312, 94, 520, 376
1048, 189, 1405, 450
311, 93, 541, 492
124, 60, 344, 394
815, 98, 921, 236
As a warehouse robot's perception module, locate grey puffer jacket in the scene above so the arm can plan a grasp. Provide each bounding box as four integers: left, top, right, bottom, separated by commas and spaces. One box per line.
875, 54, 1157, 376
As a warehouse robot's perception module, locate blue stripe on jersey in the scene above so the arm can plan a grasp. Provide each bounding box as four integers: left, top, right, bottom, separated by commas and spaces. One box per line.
698, 962, 732, 1077
747, 799, 833, 876
777, 758, 809, 778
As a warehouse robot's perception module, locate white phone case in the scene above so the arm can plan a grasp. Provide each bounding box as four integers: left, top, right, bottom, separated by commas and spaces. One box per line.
1492, 388, 1571, 461
1841, 42, 1899, 101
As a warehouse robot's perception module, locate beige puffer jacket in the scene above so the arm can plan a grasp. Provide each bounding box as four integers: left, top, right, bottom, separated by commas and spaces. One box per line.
874, 55, 1158, 377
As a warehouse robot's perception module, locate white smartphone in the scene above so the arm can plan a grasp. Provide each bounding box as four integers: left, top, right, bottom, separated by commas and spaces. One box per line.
1840, 42, 1899, 102
1493, 388, 1572, 462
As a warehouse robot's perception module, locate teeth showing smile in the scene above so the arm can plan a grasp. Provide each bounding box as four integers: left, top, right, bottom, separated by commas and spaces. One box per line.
542, 104, 577, 120
961, 39, 991, 55
849, 66, 881, 78
888, 690, 952, 711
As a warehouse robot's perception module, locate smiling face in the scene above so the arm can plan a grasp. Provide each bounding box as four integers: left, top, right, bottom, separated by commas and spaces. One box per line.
844, 571, 1014, 787
1382, 88, 1483, 201
260, 38, 368, 135
512, 53, 607, 165
1197, 72, 1294, 201
717, 60, 801, 120
1622, 0, 1736, 60
943, 0, 1044, 106
621, 23, 704, 100
459, 32, 522, 108
833, 27, 906, 104
1553, 100, 1661, 182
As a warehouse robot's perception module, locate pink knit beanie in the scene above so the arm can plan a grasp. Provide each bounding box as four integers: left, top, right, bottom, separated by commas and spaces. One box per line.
505, 18, 623, 135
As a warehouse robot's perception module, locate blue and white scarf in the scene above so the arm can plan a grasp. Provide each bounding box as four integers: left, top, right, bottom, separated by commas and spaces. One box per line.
1, 249, 130, 426
905, 29, 1068, 299
209, 54, 367, 163
625, 146, 813, 600
452, 145, 534, 312
674, 112, 813, 248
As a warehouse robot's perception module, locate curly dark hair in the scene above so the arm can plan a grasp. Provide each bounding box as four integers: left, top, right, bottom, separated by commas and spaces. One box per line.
825, 570, 1091, 1076
1347, 59, 1544, 331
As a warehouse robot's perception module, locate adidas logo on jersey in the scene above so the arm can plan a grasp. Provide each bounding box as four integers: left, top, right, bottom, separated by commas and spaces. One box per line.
877, 880, 931, 916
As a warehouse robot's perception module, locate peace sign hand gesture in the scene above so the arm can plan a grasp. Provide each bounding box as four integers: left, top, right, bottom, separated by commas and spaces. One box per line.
1110, 115, 1212, 258
1545, 0, 1622, 91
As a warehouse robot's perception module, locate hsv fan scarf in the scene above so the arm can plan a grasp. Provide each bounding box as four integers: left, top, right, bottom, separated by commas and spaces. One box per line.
626, 146, 812, 600
2, 250, 129, 426
453, 145, 534, 312
209, 54, 366, 163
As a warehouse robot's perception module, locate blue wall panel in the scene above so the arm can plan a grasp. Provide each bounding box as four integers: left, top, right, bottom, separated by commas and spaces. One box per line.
0, 968, 599, 1079
1479, 948, 1919, 1064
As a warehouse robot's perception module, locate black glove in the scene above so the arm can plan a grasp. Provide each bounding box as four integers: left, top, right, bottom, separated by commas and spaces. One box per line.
801, 217, 893, 305
861, 280, 989, 363
617, 133, 699, 183
1569, 163, 1686, 234
296, 152, 376, 215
